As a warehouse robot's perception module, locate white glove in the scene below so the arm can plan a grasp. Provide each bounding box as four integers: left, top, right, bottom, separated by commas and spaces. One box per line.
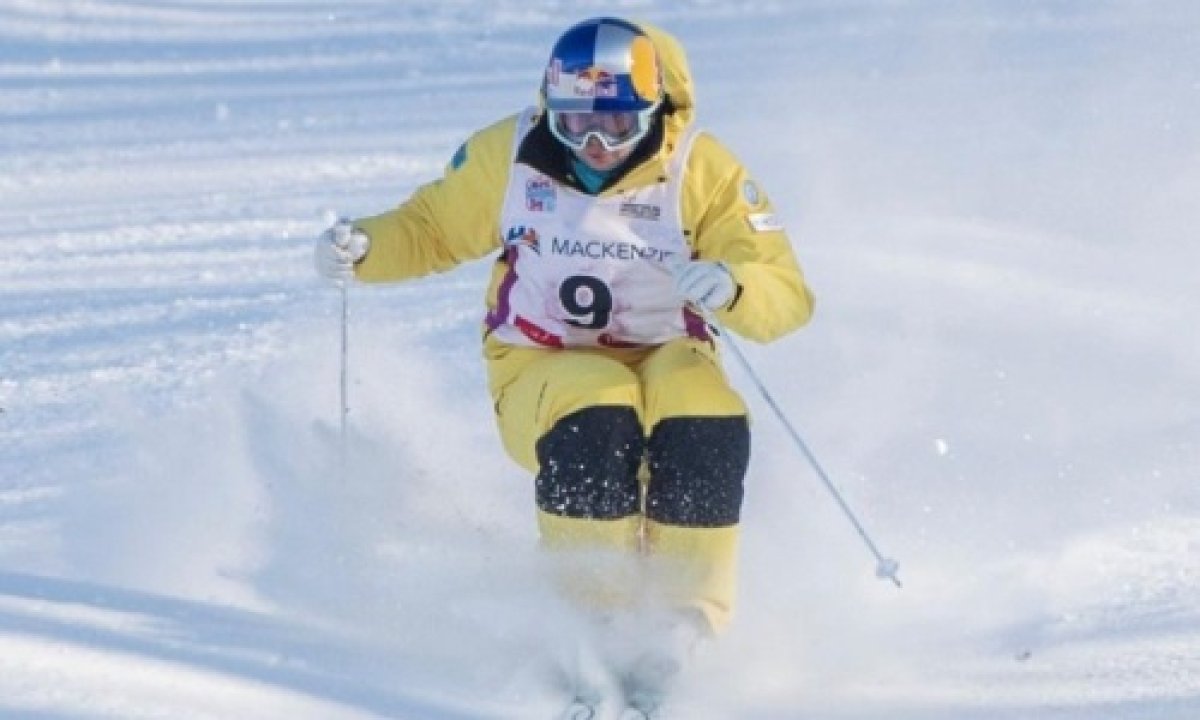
314, 219, 370, 281
673, 260, 737, 311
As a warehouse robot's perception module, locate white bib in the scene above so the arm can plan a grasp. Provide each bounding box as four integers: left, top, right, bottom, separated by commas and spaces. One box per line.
487, 108, 706, 348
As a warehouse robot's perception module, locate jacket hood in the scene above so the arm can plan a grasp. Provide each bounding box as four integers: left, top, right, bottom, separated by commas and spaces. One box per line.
635, 20, 696, 130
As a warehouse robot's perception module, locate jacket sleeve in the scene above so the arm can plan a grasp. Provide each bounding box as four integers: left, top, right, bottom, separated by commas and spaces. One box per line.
350, 115, 516, 282
682, 133, 815, 343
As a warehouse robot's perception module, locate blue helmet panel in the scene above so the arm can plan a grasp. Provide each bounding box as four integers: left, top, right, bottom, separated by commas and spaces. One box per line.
543, 18, 663, 113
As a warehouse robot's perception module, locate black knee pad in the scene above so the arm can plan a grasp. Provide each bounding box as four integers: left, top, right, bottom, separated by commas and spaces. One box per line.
646, 416, 749, 527
535, 406, 644, 519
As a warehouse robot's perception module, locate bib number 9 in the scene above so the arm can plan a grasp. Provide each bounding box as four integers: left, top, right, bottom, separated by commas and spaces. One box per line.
559, 275, 613, 330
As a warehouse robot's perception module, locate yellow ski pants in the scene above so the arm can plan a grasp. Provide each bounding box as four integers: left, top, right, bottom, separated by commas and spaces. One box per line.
484, 334, 749, 632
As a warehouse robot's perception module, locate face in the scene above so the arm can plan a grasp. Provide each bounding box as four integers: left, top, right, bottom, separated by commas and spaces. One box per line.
547, 108, 653, 171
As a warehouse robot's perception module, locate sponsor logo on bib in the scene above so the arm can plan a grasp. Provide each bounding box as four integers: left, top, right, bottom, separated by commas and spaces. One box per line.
505, 225, 541, 254
526, 177, 557, 212
619, 202, 662, 221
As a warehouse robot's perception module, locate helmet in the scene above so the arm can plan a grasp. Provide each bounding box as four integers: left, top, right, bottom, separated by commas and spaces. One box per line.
541, 17, 663, 152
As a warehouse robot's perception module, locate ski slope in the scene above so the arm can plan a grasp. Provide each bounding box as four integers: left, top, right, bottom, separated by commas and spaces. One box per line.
2, 1, 1199, 717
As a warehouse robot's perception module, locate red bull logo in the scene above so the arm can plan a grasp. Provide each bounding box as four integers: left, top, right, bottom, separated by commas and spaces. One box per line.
572, 66, 617, 98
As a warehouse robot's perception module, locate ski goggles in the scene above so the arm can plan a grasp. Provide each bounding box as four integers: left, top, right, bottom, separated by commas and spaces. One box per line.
547, 105, 658, 152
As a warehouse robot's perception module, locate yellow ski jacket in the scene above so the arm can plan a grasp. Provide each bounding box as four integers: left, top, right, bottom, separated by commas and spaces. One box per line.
351, 22, 814, 343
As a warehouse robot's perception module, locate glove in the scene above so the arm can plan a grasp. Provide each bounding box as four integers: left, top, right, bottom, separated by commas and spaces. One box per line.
672, 260, 737, 311
314, 219, 370, 281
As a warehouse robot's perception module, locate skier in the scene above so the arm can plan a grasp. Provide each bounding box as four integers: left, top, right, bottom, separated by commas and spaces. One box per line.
315, 16, 814, 716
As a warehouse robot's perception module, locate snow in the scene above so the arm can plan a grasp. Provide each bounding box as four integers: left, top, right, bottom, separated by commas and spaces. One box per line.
2, 0, 1199, 717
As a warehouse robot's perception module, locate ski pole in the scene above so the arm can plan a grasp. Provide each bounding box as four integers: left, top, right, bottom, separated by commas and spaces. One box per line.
339, 277, 350, 472
323, 209, 353, 473
704, 310, 902, 588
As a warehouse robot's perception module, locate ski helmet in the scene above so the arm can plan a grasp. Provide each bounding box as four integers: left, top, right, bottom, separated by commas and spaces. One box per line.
541, 17, 663, 151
